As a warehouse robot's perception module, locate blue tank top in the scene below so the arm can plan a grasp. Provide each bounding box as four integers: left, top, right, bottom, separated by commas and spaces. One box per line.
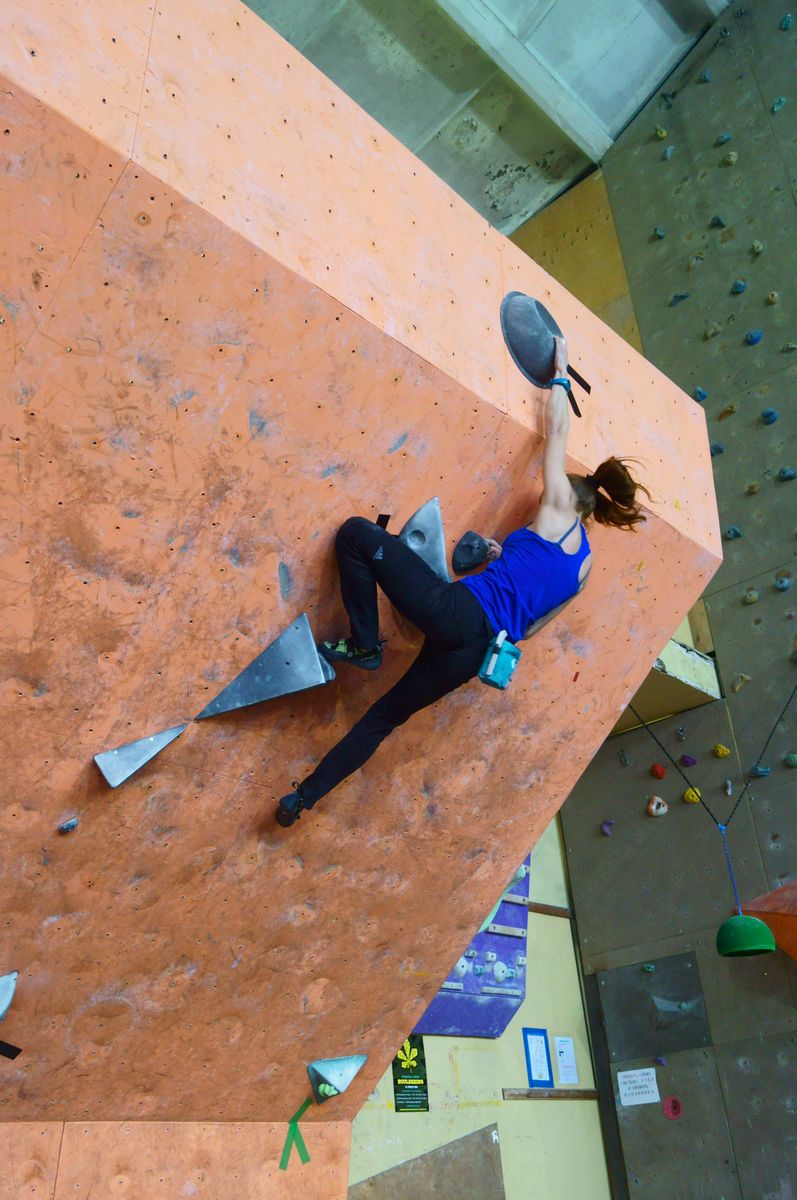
460, 519, 591, 643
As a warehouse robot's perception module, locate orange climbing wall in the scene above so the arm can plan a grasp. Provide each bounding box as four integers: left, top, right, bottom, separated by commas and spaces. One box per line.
0, 0, 721, 1188
744, 881, 797, 962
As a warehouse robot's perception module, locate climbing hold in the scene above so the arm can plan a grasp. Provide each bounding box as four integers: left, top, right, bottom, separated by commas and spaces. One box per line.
307, 1054, 368, 1105
647, 796, 669, 817
676, 726, 686, 742
699, 70, 713, 83
710, 215, 727, 228
752, 240, 765, 256
94, 723, 188, 788
58, 817, 79, 834
642, 962, 656, 973
670, 292, 690, 306
784, 753, 797, 768
724, 525, 742, 540
653, 226, 667, 239
722, 150, 739, 165
452, 530, 489, 575
742, 590, 759, 605
761, 408, 779, 424
731, 673, 751, 693
781, 14, 794, 29
746, 482, 760, 495
687, 254, 705, 270
663, 1096, 683, 1120
778, 467, 797, 481
654, 1056, 668, 1067
600, 820, 615, 837
772, 96, 787, 113
662, 145, 675, 160
745, 330, 764, 345
766, 291, 779, 305
724, 779, 733, 796
751, 765, 771, 777
398, 497, 451, 581
711, 444, 725, 458
783, 342, 797, 352
694, 387, 709, 402
683, 787, 702, 804
718, 403, 738, 420
714, 744, 731, 757
731, 279, 747, 294
704, 323, 722, 340
0, 971, 18, 1022
655, 125, 668, 139
775, 574, 793, 591
650, 763, 667, 779
716, 132, 733, 145
680, 754, 698, 767
619, 750, 631, 766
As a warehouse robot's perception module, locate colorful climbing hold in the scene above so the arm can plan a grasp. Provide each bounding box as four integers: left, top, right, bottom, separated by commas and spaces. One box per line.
742, 590, 759, 605
781, 14, 794, 29
694, 387, 709, 402
58, 817, 79, 834
642, 962, 656, 973
670, 292, 690, 306
663, 1096, 683, 1121
716, 132, 733, 145
766, 291, 779, 305
746, 482, 760, 495
731, 673, 751, 693
650, 763, 667, 779
711, 443, 726, 458
662, 145, 675, 160
600, 820, 615, 837
714, 744, 731, 758
647, 796, 669, 817
731, 279, 747, 294
772, 96, 787, 113
653, 226, 666, 239
654, 1056, 668, 1067
710, 215, 727, 229
680, 754, 698, 767
784, 753, 797, 768
745, 330, 764, 345
655, 125, 668, 139
724, 525, 742, 539
761, 408, 779, 424
683, 787, 702, 804
699, 70, 713, 83
752, 240, 765, 256
775, 574, 793, 591
722, 150, 739, 165
778, 467, 797, 481
751, 765, 771, 778
718, 403, 738, 420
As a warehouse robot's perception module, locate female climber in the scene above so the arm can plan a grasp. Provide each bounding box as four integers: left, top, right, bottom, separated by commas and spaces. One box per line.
276, 336, 650, 827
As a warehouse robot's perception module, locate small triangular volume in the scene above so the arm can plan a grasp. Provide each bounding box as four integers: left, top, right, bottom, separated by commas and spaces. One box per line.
0, 971, 18, 1022
307, 1054, 368, 1104
398, 497, 450, 581
196, 613, 334, 720
94, 723, 188, 788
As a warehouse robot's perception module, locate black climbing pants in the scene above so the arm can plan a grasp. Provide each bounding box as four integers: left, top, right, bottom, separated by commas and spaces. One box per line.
300, 517, 494, 807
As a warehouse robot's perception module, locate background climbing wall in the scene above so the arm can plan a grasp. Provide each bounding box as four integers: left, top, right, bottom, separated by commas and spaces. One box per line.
556, 5, 797, 1197
0, 0, 719, 1193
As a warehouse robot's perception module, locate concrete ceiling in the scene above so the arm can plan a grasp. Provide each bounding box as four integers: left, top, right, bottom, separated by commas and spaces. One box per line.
245, 0, 729, 232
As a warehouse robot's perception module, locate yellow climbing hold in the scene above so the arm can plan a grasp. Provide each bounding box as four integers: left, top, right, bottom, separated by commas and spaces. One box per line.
713, 743, 731, 758
655, 125, 668, 139
683, 787, 702, 804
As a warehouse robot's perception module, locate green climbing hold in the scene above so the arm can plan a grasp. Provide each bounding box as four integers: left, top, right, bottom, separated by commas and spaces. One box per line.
784, 753, 797, 768
772, 96, 787, 113
781, 14, 794, 29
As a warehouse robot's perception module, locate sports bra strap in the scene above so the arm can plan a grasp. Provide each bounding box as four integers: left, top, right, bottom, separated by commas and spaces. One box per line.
555, 517, 580, 546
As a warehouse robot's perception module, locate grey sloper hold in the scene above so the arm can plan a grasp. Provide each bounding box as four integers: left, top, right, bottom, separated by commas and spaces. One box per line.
307, 1054, 368, 1104
0, 971, 18, 1022
398, 497, 450, 582
195, 612, 335, 720
94, 723, 188, 788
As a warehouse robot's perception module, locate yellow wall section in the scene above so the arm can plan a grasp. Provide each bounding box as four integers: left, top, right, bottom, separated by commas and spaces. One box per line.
511, 169, 642, 353
349, 821, 611, 1200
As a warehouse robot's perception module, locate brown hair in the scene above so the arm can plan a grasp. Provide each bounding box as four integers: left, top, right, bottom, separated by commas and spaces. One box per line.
568, 457, 651, 530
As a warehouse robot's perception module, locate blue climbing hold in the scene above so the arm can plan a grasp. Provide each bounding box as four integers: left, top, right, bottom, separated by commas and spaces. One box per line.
772, 96, 787, 113
731, 279, 747, 294
716, 132, 733, 145
775, 575, 793, 591
694, 387, 709, 403
778, 467, 797, 481
745, 330, 764, 345
751, 765, 771, 777
724, 525, 742, 539
58, 817, 79, 834
780, 15, 793, 30
761, 408, 779, 424
670, 292, 690, 306
699, 69, 713, 83
653, 226, 666, 239
711, 443, 725, 457
710, 215, 727, 229
662, 145, 675, 160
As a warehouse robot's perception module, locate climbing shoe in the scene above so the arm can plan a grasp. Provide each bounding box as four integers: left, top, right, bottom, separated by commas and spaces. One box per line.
318, 636, 384, 671
276, 783, 305, 828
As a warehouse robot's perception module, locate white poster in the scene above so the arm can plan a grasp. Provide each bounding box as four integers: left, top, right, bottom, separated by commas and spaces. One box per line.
617, 1067, 660, 1107
554, 1036, 579, 1086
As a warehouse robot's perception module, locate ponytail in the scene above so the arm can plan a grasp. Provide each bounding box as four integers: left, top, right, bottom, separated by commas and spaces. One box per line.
572, 457, 651, 530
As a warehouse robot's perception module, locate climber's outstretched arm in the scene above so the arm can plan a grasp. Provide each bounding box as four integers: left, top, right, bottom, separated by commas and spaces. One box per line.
540, 336, 572, 513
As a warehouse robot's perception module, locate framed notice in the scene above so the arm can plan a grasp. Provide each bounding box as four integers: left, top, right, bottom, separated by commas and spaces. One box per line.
392, 1034, 429, 1113
522, 1027, 554, 1089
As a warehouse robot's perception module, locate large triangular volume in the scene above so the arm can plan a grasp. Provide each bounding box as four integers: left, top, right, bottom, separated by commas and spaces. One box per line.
94, 723, 188, 788
0, 971, 18, 1022
195, 612, 335, 720
307, 1053, 368, 1104
398, 497, 450, 581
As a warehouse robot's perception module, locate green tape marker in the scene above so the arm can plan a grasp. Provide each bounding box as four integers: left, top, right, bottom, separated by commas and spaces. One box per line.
279, 1097, 313, 1171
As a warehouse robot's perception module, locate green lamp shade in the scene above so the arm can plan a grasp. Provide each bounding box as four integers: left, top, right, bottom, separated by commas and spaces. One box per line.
716, 914, 776, 957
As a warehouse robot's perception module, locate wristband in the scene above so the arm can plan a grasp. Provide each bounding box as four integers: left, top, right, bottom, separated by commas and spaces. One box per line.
548, 376, 571, 390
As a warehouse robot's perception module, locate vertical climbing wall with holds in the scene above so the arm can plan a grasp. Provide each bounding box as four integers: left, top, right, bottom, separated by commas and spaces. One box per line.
0, 0, 718, 1192
559, 6, 797, 1198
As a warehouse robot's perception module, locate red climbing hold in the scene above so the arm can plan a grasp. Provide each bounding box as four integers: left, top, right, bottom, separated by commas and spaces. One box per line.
650, 763, 667, 779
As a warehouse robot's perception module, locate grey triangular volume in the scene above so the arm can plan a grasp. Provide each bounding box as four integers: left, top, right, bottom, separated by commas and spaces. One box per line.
307, 1053, 368, 1103
195, 612, 333, 720
94, 723, 188, 788
0, 971, 18, 1022
398, 497, 450, 581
